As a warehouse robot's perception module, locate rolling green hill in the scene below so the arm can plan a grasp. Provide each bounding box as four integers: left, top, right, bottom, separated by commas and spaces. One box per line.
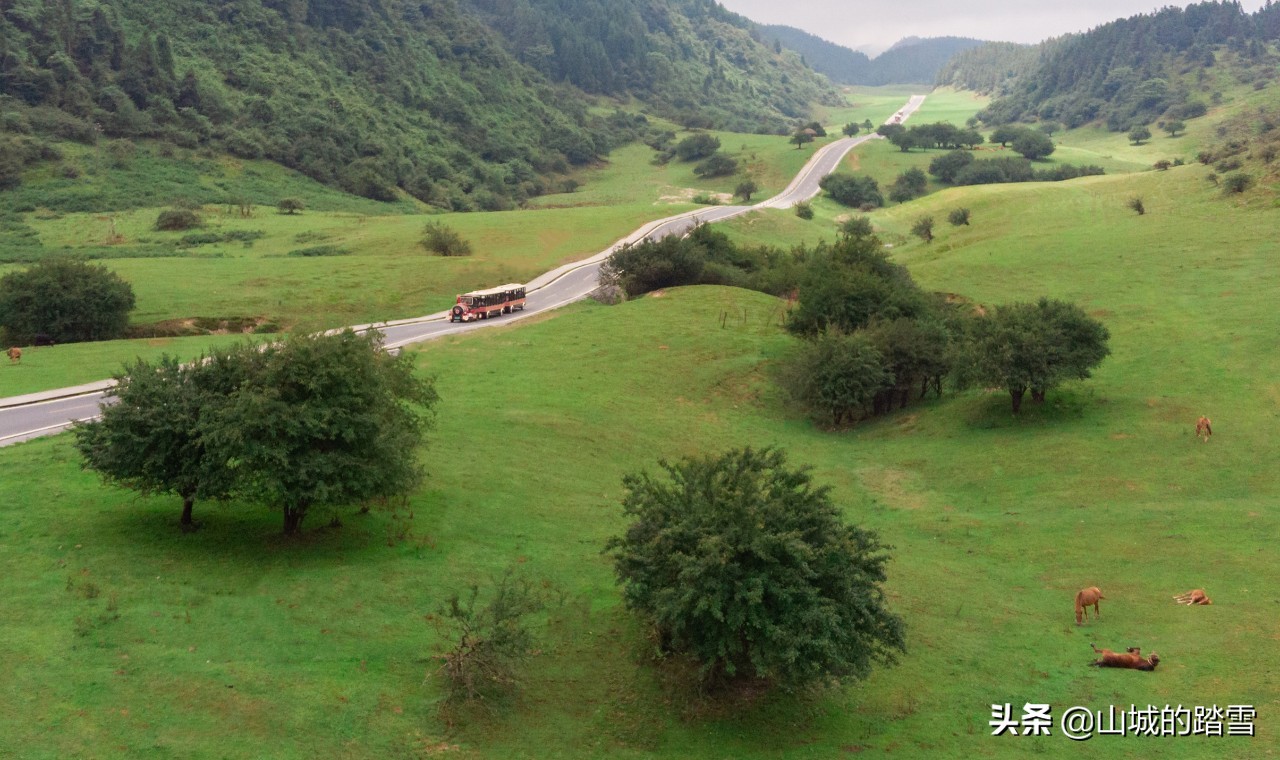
0, 0, 836, 212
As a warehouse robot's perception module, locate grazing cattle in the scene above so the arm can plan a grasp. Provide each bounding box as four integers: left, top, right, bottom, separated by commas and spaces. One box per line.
1075, 586, 1105, 625
33, 333, 55, 347
6, 346, 20, 364
1091, 643, 1159, 671
1174, 589, 1213, 605
1196, 415, 1212, 442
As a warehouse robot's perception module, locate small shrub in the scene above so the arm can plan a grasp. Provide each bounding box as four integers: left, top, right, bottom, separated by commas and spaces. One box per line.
277, 198, 305, 215
60, 164, 81, 179
1173, 158, 1185, 166
287, 245, 349, 257
154, 209, 201, 231
1215, 158, 1242, 173
948, 208, 971, 226
1153, 160, 1172, 171
420, 221, 473, 257
1127, 197, 1146, 216
1222, 172, 1254, 194
691, 194, 720, 205
1206, 172, 1219, 186
793, 201, 814, 220
432, 571, 546, 704
911, 216, 935, 244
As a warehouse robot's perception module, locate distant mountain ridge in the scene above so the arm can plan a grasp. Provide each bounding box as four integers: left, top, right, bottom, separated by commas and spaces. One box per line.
760, 26, 987, 85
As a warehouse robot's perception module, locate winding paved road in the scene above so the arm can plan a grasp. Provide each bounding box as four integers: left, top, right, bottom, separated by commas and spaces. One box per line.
0, 95, 926, 447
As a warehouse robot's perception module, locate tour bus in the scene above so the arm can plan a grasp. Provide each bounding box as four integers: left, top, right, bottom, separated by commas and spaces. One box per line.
450, 284, 527, 322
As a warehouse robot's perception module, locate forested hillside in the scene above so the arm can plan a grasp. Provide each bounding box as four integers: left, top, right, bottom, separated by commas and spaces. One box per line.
461, 0, 839, 133
935, 41, 1043, 96
760, 26, 984, 85
977, 1, 1280, 129
0, 0, 836, 211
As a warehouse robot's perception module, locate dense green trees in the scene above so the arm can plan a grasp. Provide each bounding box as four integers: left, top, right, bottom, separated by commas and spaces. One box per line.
819, 173, 883, 208
782, 332, 893, 425
607, 447, 905, 687
0, 0, 837, 210
888, 168, 928, 203
0, 259, 135, 344
693, 153, 737, 178
967, 299, 1111, 413
75, 331, 438, 534
674, 134, 721, 162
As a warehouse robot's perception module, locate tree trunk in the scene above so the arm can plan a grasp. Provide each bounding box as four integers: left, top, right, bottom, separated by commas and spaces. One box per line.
282, 504, 307, 535
1031, 388, 1046, 404
180, 494, 196, 531
1010, 388, 1025, 414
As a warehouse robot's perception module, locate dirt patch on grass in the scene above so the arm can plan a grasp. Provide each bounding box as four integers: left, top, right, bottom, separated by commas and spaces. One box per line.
1090, 309, 1114, 318
657, 188, 733, 205
860, 468, 929, 510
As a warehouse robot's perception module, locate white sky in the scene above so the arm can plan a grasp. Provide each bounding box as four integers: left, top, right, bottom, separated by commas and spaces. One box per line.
715, 0, 1272, 55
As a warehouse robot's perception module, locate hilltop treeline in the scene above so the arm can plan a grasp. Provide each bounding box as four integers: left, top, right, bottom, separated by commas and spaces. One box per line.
761, 26, 985, 86
462, 0, 839, 133
976, 1, 1280, 130
0, 0, 835, 210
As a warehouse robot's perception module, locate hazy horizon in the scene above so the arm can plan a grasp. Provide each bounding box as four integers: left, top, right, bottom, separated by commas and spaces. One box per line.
717, 0, 1272, 56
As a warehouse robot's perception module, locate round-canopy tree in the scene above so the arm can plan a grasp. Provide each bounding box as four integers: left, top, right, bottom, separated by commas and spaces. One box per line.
607, 447, 906, 687
970, 298, 1111, 413
0, 259, 135, 344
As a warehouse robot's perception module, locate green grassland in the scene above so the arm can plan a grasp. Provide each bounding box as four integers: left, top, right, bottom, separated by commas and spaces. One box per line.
0, 333, 272, 398
16, 202, 668, 333
2, 147, 1279, 757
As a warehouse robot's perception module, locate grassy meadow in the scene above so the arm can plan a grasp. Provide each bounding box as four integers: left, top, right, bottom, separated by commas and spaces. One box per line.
2, 137, 1279, 757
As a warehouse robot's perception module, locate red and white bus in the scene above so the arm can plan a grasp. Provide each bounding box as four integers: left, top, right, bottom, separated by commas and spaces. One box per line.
450, 284, 527, 322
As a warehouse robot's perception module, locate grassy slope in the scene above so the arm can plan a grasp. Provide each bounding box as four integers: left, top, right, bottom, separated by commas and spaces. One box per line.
2, 155, 1279, 756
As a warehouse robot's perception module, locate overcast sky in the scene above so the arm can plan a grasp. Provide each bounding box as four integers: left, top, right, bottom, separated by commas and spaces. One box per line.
715, 0, 1271, 55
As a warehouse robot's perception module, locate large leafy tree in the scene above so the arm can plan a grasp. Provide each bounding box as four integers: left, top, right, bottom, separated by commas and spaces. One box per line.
607, 447, 906, 687
74, 350, 250, 530
970, 298, 1111, 413
782, 331, 892, 425
818, 173, 884, 208
787, 233, 924, 337
204, 330, 438, 534
0, 259, 135, 344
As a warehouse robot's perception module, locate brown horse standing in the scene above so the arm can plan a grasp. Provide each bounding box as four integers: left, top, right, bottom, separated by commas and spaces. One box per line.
1075, 587, 1105, 625
1196, 416, 1212, 442
6, 347, 20, 364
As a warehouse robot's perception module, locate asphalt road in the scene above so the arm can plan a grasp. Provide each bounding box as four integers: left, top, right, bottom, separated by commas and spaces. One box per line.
0, 95, 926, 447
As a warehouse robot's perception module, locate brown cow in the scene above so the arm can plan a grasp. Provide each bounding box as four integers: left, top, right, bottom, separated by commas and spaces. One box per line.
6, 346, 19, 364
1075, 586, 1105, 625
1091, 643, 1159, 670
1174, 589, 1212, 605
1196, 415, 1212, 442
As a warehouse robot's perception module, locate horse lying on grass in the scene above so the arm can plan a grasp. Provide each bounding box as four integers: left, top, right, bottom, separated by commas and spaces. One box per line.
1174, 589, 1212, 605
1091, 644, 1159, 671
